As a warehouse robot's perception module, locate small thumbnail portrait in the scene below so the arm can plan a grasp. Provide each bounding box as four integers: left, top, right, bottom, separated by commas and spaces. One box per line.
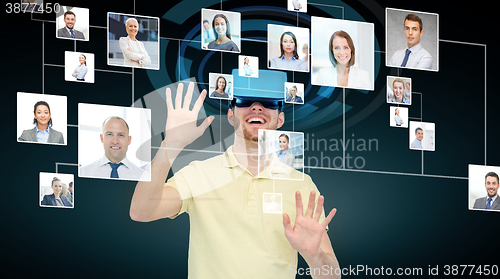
287, 0, 307, 13
284, 82, 304, 104
201, 9, 241, 53
469, 164, 500, 212
409, 121, 435, 151
311, 16, 374, 91
55, 6, 89, 41
263, 192, 283, 214
389, 106, 408, 128
208, 73, 233, 100
78, 103, 151, 181
386, 8, 439, 71
39, 172, 74, 209
64, 51, 95, 83
258, 129, 304, 181
107, 12, 160, 70
239, 55, 259, 78
387, 76, 411, 105
268, 24, 309, 72
17, 92, 67, 146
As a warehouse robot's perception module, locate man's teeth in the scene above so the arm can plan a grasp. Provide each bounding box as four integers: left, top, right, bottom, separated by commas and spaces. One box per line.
111, 146, 120, 150
247, 118, 264, 123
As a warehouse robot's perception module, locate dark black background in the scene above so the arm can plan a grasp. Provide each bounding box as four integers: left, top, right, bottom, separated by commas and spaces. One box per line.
3, 0, 499, 278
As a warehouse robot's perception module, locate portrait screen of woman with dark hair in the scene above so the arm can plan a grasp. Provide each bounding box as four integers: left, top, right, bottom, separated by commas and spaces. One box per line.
18, 100, 65, 144
268, 25, 309, 72
202, 9, 241, 53
270, 31, 307, 71
209, 73, 232, 100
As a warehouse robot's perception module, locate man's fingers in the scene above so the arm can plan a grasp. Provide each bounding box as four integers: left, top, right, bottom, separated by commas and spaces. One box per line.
321, 208, 337, 228
192, 89, 207, 112
282, 213, 292, 234
314, 195, 324, 222
198, 116, 215, 132
183, 82, 195, 109
166, 88, 174, 111
306, 190, 316, 218
175, 82, 184, 109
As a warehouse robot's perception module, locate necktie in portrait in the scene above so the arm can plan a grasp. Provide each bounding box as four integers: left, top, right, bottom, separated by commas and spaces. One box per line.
109, 162, 123, 178
486, 198, 492, 210
400, 49, 411, 67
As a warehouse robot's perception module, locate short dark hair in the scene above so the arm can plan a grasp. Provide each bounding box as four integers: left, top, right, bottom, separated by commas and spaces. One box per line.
33, 101, 53, 127
415, 127, 423, 134
203, 19, 209, 24
485, 172, 499, 184
279, 134, 289, 143
328, 30, 355, 67
212, 14, 231, 40
64, 11, 76, 19
404, 14, 423, 31
69, 182, 74, 187
279, 31, 299, 59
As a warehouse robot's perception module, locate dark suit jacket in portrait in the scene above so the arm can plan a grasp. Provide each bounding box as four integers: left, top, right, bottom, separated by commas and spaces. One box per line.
40, 194, 72, 207
473, 196, 500, 211
57, 27, 86, 40
18, 127, 65, 144
286, 95, 303, 104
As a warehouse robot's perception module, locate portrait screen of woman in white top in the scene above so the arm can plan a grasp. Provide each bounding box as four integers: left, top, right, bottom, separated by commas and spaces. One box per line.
242, 57, 254, 76
394, 108, 404, 126
72, 54, 88, 81
119, 18, 152, 67
270, 31, 307, 72
315, 30, 371, 90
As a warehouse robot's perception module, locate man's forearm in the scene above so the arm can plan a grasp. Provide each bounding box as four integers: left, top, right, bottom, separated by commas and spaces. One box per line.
302, 232, 341, 279
129, 140, 181, 222
303, 249, 340, 279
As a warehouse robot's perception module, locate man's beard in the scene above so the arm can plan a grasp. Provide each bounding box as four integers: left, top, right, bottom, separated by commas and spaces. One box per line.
242, 125, 259, 142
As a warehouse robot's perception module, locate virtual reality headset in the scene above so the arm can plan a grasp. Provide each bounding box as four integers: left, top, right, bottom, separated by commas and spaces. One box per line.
228, 69, 286, 112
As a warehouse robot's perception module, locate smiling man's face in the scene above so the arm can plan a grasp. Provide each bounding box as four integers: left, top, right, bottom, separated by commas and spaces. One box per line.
64, 14, 76, 30
485, 175, 499, 198
228, 102, 284, 142
100, 118, 132, 164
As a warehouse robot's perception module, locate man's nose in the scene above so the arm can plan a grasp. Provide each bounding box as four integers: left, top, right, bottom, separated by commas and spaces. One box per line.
250, 102, 264, 111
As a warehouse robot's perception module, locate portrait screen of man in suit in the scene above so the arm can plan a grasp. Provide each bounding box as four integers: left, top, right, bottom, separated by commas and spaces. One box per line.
473, 172, 500, 211
57, 11, 86, 40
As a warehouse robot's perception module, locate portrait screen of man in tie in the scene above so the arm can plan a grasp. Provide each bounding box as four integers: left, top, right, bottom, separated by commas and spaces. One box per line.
387, 13, 433, 70
56, 10, 86, 40
473, 172, 500, 211
79, 116, 146, 181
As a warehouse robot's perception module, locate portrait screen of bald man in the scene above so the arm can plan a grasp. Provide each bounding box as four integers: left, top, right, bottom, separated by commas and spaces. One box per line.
78, 104, 151, 181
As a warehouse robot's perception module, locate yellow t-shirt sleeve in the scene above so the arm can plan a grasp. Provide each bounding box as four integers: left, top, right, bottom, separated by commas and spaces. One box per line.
164, 171, 192, 219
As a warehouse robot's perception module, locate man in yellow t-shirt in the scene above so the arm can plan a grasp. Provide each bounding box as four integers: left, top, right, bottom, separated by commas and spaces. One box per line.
130, 70, 340, 279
